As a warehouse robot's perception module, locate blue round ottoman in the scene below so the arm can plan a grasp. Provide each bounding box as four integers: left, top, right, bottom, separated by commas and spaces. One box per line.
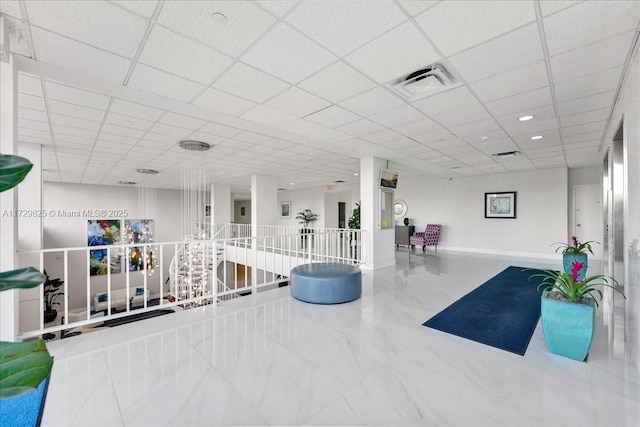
290, 263, 362, 304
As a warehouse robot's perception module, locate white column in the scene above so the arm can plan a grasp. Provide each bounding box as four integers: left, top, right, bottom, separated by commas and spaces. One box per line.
0, 53, 19, 341
18, 143, 42, 333
360, 157, 395, 270
210, 184, 231, 227
251, 175, 277, 233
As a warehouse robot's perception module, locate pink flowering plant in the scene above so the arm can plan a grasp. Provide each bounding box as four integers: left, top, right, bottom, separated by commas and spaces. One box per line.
553, 236, 596, 255
529, 260, 624, 307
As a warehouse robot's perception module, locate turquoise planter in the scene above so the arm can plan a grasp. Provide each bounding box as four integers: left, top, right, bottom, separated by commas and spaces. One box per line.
562, 253, 588, 280
0, 376, 49, 426
540, 290, 595, 361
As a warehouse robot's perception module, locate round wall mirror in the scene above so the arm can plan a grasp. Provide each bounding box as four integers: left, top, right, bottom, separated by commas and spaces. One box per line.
394, 199, 408, 218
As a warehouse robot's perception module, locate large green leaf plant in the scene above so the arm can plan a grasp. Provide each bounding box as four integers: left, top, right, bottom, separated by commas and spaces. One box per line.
0, 154, 52, 399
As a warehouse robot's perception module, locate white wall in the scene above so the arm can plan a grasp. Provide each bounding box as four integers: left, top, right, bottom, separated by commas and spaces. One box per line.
604, 45, 639, 372
395, 167, 569, 258
234, 200, 251, 224
277, 184, 359, 228
323, 191, 352, 228
40, 182, 185, 313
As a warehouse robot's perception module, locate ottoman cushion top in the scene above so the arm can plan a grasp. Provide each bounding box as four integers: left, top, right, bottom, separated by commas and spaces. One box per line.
291, 262, 360, 278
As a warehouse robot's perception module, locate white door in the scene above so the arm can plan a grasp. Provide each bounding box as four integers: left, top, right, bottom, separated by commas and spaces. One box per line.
574, 184, 603, 259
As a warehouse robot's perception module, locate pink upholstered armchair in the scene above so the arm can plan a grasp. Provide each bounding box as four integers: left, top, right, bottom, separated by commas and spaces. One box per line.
410, 224, 441, 252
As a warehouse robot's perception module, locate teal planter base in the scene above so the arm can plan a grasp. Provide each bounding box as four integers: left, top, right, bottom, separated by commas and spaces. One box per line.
0, 376, 49, 426
541, 291, 595, 361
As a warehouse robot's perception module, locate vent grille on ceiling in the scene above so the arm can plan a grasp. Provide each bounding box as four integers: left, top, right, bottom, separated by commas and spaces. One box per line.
387, 63, 459, 101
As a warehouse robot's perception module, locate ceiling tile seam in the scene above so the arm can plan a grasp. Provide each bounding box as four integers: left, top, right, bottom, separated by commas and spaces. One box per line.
596, 26, 640, 153
121, 0, 165, 86
547, 28, 640, 60
401, 9, 523, 169
16, 1, 35, 59
106, 0, 154, 21
534, 0, 570, 166
184, 1, 307, 105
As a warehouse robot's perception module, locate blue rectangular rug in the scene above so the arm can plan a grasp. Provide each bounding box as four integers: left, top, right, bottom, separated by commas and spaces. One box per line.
423, 266, 547, 355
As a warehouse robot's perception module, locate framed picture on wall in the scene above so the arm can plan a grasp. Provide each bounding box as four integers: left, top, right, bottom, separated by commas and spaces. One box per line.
281, 201, 291, 219
485, 192, 517, 219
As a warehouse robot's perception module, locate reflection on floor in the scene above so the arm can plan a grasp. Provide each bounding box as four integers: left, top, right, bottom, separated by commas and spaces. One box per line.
43, 250, 639, 426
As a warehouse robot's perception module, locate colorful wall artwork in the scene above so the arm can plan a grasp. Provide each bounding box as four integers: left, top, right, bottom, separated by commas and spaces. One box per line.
124, 219, 156, 272
88, 220, 122, 276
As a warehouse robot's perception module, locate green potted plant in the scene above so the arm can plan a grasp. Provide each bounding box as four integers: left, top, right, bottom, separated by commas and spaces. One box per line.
43, 271, 64, 323
528, 260, 625, 361
0, 154, 53, 425
348, 202, 360, 230
553, 236, 596, 280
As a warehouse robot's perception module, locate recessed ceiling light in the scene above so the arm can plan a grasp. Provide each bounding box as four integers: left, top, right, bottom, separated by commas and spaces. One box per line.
136, 168, 159, 174
481, 136, 489, 141
519, 115, 534, 121
211, 12, 227, 24
124, 120, 133, 124
531, 135, 544, 140
178, 140, 211, 151
353, 173, 359, 176
289, 182, 294, 185
118, 181, 137, 185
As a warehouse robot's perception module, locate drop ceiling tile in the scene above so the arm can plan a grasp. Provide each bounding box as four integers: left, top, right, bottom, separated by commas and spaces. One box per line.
18, 74, 43, 97
310, 129, 352, 144
50, 114, 101, 131
59, 133, 101, 145
496, 104, 557, 127
298, 61, 376, 104
138, 26, 233, 85
368, 105, 426, 128
278, 119, 329, 137
127, 63, 206, 102
544, 1, 640, 56
48, 100, 106, 122
397, 1, 439, 16
45, 81, 111, 110
149, 123, 192, 138
512, 130, 561, 146
393, 118, 442, 137
101, 123, 146, 138
158, 1, 275, 57
360, 129, 404, 144
110, 99, 165, 121
340, 87, 404, 117
485, 87, 553, 117
473, 138, 520, 155
31, 27, 132, 84
199, 122, 242, 138
471, 60, 550, 102
192, 87, 257, 117
256, 0, 297, 16
564, 140, 600, 151
334, 119, 385, 137
345, 21, 441, 83
19, 108, 49, 123
562, 121, 607, 137
286, 1, 406, 56
550, 32, 634, 83
19, 128, 53, 140
554, 67, 623, 102
26, 0, 148, 57
411, 86, 478, 118
539, 1, 580, 17
416, 1, 535, 56
53, 124, 98, 139
105, 112, 155, 130
266, 87, 331, 117
305, 105, 360, 128
560, 108, 609, 128
240, 105, 297, 127
158, 112, 207, 130
410, 128, 456, 145
563, 131, 603, 145
450, 24, 543, 83
20, 135, 53, 146
111, 1, 158, 18
0, 0, 21, 18
505, 118, 559, 137
462, 129, 509, 144
381, 138, 424, 151
432, 104, 491, 128
449, 118, 501, 138
557, 91, 616, 117
18, 94, 46, 111
213, 62, 290, 103
140, 132, 177, 144
242, 23, 337, 84
18, 118, 50, 132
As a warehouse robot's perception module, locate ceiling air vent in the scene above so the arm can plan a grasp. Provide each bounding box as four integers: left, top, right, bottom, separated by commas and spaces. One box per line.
388, 63, 459, 101
492, 150, 521, 158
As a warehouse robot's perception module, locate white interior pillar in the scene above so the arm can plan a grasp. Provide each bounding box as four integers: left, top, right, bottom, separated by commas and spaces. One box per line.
251, 175, 277, 233
0, 53, 19, 341
360, 157, 395, 270
18, 143, 42, 333
210, 184, 231, 228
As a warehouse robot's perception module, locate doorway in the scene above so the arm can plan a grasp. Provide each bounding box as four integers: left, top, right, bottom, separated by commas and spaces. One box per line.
573, 184, 603, 259
338, 202, 346, 228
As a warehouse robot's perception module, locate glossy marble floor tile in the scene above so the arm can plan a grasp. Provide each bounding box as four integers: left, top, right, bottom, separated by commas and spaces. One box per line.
42, 251, 640, 426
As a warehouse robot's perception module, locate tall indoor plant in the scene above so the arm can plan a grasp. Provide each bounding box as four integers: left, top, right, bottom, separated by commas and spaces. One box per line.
529, 260, 625, 361
0, 154, 53, 425
553, 236, 596, 280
